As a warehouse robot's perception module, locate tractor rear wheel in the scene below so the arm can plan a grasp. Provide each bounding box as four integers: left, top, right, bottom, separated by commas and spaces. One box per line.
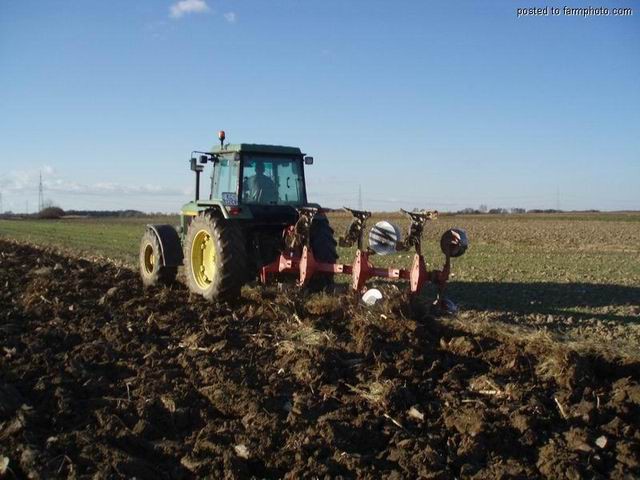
309, 217, 338, 289
184, 213, 247, 302
139, 230, 177, 287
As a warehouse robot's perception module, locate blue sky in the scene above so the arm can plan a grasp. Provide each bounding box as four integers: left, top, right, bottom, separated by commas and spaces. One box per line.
1, 0, 638, 213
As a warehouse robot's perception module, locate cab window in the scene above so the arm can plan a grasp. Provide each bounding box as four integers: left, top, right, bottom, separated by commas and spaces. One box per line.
242, 155, 305, 205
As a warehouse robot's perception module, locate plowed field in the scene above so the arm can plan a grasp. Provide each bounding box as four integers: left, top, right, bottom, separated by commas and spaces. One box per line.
1, 240, 639, 479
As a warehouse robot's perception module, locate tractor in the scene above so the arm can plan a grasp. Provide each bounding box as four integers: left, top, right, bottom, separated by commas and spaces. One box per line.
139, 131, 468, 309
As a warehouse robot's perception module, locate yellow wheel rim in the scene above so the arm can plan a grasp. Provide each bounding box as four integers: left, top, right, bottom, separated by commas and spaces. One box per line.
143, 243, 155, 274
191, 229, 217, 289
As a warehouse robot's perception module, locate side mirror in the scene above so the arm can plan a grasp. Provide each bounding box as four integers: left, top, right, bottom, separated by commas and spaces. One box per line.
304, 156, 314, 165
190, 158, 204, 172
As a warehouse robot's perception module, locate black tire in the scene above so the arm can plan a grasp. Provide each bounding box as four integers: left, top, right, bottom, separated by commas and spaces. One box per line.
309, 216, 338, 289
184, 213, 247, 302
139, 229, 177, 287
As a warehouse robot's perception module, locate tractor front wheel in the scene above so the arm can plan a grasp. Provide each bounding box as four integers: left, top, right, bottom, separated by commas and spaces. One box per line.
184, 213, 247, 302
139, 230, 177, 287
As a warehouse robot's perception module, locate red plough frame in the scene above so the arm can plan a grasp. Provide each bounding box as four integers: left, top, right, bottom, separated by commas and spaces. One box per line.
260, 208, 462, 309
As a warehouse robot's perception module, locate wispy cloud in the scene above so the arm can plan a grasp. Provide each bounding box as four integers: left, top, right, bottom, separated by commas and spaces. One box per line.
223, 12, 237, 23
169, 0, 210, 19
0, 166, 189, 197
144, 20, 169, 38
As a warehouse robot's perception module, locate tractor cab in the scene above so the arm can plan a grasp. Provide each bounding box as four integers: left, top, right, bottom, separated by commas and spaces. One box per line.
182, 132, 315, 229
210, 146, 310, 207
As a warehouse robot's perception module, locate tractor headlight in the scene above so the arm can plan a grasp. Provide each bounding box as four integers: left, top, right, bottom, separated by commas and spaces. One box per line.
440, 228, 469, 258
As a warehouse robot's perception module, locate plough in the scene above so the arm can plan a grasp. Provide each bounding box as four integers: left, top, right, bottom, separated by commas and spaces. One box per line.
260, 207, 468, 311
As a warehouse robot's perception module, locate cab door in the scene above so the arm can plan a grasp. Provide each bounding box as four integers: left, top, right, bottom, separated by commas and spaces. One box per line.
211, 153, 240, 205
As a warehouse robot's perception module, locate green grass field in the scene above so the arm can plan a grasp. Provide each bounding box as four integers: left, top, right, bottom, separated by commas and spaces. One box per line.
0, 216, 177, 265
1, 212, 639, 358
2, 212, 638, 284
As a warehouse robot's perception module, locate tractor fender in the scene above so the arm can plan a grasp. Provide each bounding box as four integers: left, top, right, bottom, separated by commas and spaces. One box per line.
146, 224, 184, 267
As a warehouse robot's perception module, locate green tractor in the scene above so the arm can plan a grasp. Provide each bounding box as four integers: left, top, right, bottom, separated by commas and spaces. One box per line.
139, 131, 337, 302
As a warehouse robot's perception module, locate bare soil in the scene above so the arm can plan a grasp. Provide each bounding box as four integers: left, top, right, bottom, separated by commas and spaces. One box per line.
1, 239, 639, 479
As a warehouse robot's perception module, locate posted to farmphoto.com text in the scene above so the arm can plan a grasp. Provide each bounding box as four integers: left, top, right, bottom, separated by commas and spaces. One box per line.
517, 5, 633, 17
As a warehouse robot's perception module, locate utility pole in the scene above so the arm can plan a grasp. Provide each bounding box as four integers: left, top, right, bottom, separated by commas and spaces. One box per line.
38, 171, 44, 212
556, 187, 560, 211
358, 184, 363, 210
0, 191, 3, 213
26, 200, 29, 215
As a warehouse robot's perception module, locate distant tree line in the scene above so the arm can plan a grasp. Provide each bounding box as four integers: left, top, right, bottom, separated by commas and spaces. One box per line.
64, 209, 148, 217
0, 209, 163, 220
0, 206, 606, 220
38, 207, 65, 219
454, 206, 601, 215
